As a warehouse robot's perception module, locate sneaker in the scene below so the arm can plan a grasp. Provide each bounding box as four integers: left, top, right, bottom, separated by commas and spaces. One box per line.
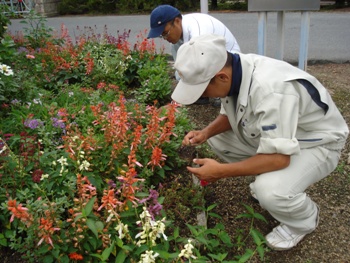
194, 97, 210, 105
266, 224, 306, 251
211, 97, 221, 107
250, 190, 259, 203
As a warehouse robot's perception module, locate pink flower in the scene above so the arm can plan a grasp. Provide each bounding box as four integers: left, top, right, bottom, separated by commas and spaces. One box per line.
26, 54, 35, 59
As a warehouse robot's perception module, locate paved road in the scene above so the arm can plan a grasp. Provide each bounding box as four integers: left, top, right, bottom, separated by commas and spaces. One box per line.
8, 11, 350, 64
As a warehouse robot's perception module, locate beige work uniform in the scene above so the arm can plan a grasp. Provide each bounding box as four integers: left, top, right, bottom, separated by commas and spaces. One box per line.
208, 53, 349, 234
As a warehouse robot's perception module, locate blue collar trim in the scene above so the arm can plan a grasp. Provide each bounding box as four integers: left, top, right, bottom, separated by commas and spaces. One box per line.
228, 53, 242, 96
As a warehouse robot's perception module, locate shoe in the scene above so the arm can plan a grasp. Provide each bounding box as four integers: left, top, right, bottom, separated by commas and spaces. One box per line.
266, 224, 306, 251
211, 97, 221, 107
250, 190, 259, 203
194, 97, 210, 105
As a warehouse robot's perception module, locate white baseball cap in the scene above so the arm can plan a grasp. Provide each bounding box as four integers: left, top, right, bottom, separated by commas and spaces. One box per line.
171, 34, 227, 105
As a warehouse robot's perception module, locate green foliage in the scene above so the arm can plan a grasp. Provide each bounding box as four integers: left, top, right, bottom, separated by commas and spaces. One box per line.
58, 0, 201, 15
19, 11, 56, 49
0, 4, 11, 39
58, 0, 89, 15
161, 174, 205, 224
0, 11, 268, 262
217, 0, 248, 11
136, 55, 173, 105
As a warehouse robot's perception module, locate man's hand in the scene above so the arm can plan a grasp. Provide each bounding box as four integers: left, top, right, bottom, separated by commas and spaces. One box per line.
187, 158, 222, 183
182, 131, 208, 146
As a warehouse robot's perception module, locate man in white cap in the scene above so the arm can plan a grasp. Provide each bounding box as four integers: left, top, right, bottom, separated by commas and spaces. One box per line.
172, 34, 349, 250
148, 4, 240, 106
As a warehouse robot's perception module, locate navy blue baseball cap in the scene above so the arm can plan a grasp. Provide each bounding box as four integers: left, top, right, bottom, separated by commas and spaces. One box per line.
148, 5, 181, 39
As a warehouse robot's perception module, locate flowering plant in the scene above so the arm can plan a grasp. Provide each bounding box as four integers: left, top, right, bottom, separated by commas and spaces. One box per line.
0, 13, 267, 263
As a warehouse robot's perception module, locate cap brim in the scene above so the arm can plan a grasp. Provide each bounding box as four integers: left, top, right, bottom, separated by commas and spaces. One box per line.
171, 79, 210, 105
147, 25, 166, 39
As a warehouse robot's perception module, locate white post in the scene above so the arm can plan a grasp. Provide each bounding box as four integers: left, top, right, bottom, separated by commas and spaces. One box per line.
200, 0, 208, 14
298, 11, 310, 71
276, 11, 285, 60
257, 12, 267, 55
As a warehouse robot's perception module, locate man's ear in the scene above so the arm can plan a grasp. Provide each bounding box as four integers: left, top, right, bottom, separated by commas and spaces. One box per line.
174, 17, 181, 25
215, 71, 230, 83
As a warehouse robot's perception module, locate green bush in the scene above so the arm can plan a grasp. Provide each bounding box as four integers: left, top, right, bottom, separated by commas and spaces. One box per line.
0, 12, 267, 263
0, 5, 11, 39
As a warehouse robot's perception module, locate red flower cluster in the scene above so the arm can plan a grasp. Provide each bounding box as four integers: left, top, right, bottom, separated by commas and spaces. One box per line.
69, 252, 83, 260
7, 199, 32, 224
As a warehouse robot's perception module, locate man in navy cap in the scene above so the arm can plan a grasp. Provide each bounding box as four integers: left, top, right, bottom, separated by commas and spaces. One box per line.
148, 4, 241, 106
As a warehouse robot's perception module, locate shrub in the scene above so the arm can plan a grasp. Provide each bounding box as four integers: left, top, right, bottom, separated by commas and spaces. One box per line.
0, 12, 267, 262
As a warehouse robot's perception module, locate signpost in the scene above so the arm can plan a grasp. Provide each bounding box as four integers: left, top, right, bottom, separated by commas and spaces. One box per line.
248, 0, 320, 71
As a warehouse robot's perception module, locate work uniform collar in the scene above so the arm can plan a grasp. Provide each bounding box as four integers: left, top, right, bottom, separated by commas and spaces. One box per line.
228, 53, 242, 97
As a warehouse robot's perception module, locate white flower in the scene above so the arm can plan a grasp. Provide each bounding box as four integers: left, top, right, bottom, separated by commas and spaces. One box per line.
115, 221, 129, 239
79, 160, 90, 171
135, 207, 167, 247
138, 250, 159, 263
57, 156, 68, 176
40, 174, 49, 181
0, 64, 14, 76
0, 145, 7, 154
178, 239, 197, 260
57, 156, 68, 166
33, 98, 42, 105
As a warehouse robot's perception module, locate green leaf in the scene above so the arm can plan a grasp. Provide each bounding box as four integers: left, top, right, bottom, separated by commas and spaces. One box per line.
43, 255, 54, 263
173, 227, 179, 239
0, 233, 7, 246
87, 218, 98, 238
236, 213, 252, 219
251, 229, 263, 246
74, 214, 83, 222
83, 196, 96, 217
185, 224, 199, 236
252, 212, 267, 223
238, 249, 253, 262
219, 232, 233, 246
242, 204, 254, 214
95, 221, 104, 231
88, 237, 98, 250
208, 212, 222, 219
153, 249, 171, 259
257, 245, 266, 261
115, 249, 127, 263
59, 255, 70, 263
116, 237, 124, 248
208, 252, 228, 261
206, 203, 217, 211
101, 241, 114, 261
196, 236, 209, 246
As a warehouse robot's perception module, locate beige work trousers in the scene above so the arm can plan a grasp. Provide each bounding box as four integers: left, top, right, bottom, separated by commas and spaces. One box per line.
207, 130, 342, 234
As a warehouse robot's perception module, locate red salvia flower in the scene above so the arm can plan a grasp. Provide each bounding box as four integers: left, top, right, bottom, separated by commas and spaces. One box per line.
7, 200, 32, 224
37, 217, 60, 247
69, 252, 84, 260
147, 146, 167, 170
97, 189, 122, 211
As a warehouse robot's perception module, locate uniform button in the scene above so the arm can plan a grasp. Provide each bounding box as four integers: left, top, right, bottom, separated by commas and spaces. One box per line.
240, 108, 243, 112
226, 100, 228, 103
251, 133, 255, 136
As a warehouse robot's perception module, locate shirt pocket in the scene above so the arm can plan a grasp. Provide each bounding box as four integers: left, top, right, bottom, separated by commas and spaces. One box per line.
240, 117, 261, 148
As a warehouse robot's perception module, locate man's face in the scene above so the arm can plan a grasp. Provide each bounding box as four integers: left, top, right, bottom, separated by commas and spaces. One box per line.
202, 75, 230, 98
160, 18, 182, 44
